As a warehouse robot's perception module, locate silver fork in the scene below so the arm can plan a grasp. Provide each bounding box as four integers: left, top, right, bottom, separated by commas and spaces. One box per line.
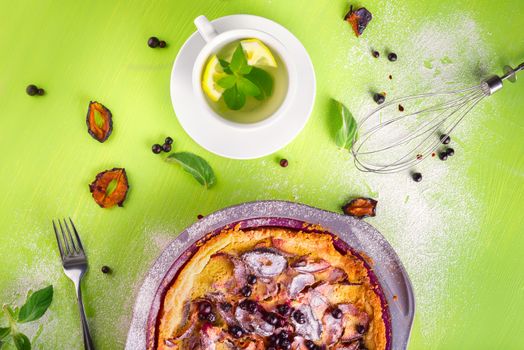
52, 218, 95, 350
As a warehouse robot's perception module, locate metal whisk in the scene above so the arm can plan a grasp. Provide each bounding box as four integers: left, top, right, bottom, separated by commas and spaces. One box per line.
351, 62, 524, 174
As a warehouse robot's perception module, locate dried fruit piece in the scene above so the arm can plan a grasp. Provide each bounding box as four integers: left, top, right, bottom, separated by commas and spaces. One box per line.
342, 197, 377, 219
86, 101, 113, 142
89, 168, 129, 208
344, 6, 372, 37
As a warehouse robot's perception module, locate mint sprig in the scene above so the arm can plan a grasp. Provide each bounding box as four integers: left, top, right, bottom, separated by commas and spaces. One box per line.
1, 285, 53, 350
335, 100, 358, 150
218, 44, 274, 110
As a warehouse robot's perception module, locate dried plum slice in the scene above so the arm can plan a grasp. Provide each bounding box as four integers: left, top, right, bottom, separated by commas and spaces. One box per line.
342, 198, 377, 219
86, 101, 113, 142
344, 6, 373, 37
89, 168, 129, 208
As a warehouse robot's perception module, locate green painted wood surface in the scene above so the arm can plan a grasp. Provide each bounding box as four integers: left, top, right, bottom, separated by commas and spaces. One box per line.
1, 0, 523, 349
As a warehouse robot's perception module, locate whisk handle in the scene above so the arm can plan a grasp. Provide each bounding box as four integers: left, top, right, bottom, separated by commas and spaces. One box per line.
483, 61, 524, 95
501, 61, 524, 83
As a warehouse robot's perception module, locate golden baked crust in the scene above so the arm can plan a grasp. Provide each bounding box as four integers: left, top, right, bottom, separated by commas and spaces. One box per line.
153, 226, 388, 350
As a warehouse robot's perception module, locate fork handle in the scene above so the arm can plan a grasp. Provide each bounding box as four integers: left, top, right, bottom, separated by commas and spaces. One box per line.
76, 282, 95, 350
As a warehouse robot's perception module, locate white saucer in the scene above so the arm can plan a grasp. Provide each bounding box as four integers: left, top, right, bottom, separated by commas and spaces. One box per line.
170, 15, 316, 159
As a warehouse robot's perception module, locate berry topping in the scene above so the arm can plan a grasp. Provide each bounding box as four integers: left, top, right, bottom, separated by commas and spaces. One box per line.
247, 274, 257, 285
446, 147, 455, 156
220, 302, 232, 312
293, 310, 306, 324
331, 308, 343, 319
240, 285, 252, 297
388, 52, 398, 62
101, 265, 111, 274
206, 313, 216, 323
263, 312, 279, 325
162, 143, 172, 152
198, 301, 212, 314
229, 325, 244, 338
356, 324, 366, 334
276, 304, 290, 316
164, 136, 173, 145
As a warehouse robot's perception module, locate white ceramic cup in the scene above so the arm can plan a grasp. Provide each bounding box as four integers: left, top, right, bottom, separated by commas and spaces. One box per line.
192, 15, 296, 130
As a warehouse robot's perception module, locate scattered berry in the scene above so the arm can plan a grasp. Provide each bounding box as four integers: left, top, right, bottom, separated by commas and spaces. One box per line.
229, 325, 244, 338
197, 214, 204, 220
37, 88, 45, 95
26, 84, 39, 96
162, 143, 172, 152
412, 172, 422, 182
159, 40, 167, 48
152, 144, 162, 154
331, 308, 343, 319
373, 93, 385, 104
387, 52, 398, 62
279, 158, 288, 167
198, 312, 207, 321
356, 324, 366, 334
398, 104, 404, 112
101, 265, 111, 274
247, 274, 257, 285
388, 74, 393, 80
164, 136, 173, 145
372, 50, 380, 58
446, 147, 455, 157
440, 134, 451, 144
148, 36, 160, 48
438, 152, 448, 161
240, 285, 252, 297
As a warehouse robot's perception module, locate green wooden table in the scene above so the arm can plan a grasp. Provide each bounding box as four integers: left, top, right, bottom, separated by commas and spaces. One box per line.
1, 1, 523, 349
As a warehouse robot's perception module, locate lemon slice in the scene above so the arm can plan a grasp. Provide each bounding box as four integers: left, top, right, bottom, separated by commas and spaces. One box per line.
202, 55, 226, 102
240, 39, 277, 68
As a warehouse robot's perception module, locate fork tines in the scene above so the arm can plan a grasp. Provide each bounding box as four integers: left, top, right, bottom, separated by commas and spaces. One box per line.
52, 218, 85, 259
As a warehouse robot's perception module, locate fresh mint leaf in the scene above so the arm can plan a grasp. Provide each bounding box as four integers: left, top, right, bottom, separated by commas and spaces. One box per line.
0, 328, 9, 340
229, 44, 248, 74
335, 101, 358, 150
244, 67, 273, 100
223, 85, 246, 110
17, 285, 53, 323
238, 64, 252, 75
12, 333, 30, 350
166, 152, 216, 188
237, 77, 261, 97
218, 59, 232, 74
217, 75, 237, 89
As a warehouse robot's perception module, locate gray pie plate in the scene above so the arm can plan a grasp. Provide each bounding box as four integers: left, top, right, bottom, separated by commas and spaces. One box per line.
125, 200, 415, 350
